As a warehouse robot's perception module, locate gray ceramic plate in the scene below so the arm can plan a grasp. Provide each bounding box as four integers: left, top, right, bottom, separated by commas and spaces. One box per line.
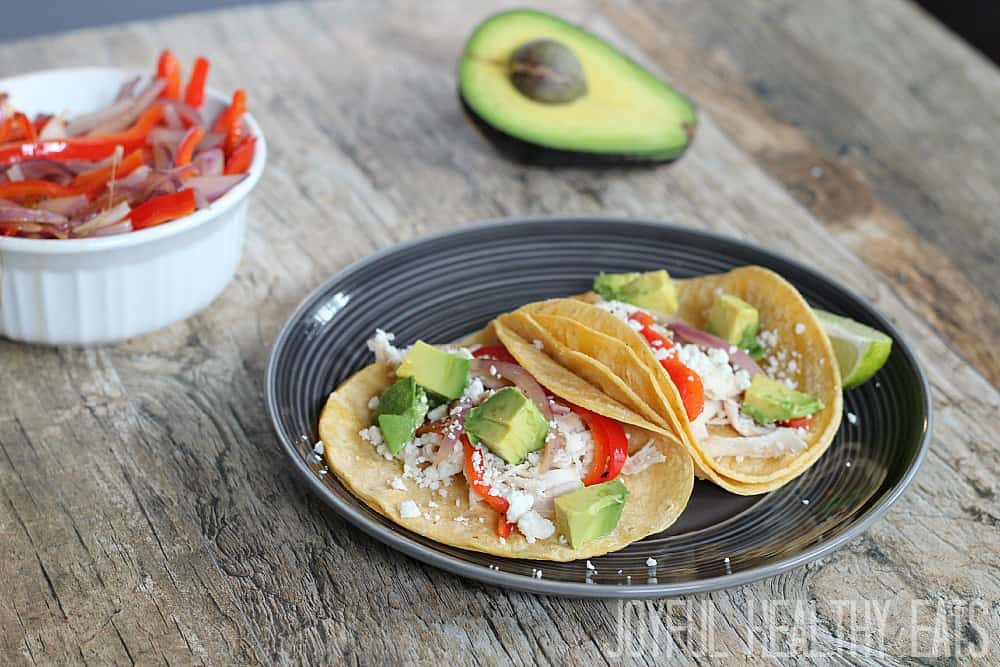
265, 217, 931, 598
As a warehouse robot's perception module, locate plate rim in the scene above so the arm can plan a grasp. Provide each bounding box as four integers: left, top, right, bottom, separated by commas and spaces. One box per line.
265, 215, 933, 599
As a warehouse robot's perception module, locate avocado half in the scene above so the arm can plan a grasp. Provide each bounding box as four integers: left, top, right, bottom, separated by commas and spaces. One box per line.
459, 9, 697, 165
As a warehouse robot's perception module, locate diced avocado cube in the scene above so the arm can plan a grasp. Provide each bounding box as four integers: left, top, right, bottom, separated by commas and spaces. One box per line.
396, 341, 470, 401
593, 272, 640, 300
706, 294, 759, 345
464, 387, 548, 465
377, 414, 419, 455
618, 270, 677, 313
372, 376, 429, 454
742, 375, 823, 425
593, 270, 677, 313
374, 376, 421, 417
554, 478, 629, 549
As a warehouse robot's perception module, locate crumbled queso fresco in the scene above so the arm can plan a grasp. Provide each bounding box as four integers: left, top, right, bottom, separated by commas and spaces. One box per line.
398, 500, 420, 518
676, 344, 751, 399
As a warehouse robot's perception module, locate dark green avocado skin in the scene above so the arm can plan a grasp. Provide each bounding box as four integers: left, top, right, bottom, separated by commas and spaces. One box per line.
459, 92, 696, 168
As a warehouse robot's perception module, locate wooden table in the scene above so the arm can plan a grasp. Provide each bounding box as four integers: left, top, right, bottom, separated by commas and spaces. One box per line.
2, 1, 997, 663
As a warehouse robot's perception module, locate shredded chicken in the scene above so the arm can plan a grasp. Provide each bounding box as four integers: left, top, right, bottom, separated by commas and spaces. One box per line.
702, 428, 808, 459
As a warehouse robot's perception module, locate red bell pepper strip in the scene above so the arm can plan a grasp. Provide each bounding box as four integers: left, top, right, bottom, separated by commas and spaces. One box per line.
212, 88, 242, 132
778, 416, 812, 429
629, 312, 705, 421
471, 344, 518, 365
13, 113, 36, 143
570, 404, 629, 486
0, 151, 142, 199
462, 436, 509, 516
213, 89, 246, 155
157, 49, 182, 100
496, 515, 513, 539
71, 148, 146, 190
130, 188, 196, 231
0, 104, 163, 166
184, 56, 210, 108
223, 135, 255, 175
175, 127, 205, 168
0, 179, 93, 200
0, 113, 36, 143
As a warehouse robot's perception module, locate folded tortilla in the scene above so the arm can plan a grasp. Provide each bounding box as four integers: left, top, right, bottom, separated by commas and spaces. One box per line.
500, 267, 843, 495
319, 323, 694, 561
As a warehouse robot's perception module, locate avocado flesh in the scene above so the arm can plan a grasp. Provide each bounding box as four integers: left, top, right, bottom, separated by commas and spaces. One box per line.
742, 375, 823, 425
464, 387, 548, 465
594, 272, 640, 299
373, 377, 429, 454
593, 269, 678, 313
706, 294, 759, 344
618, 270, 677, 313
459, 9, 696, 163
554, 478, 629, 548
396, 341, 470, 401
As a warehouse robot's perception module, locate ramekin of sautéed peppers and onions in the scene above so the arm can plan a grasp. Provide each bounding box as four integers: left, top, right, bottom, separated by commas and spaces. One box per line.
0, 50, 256, 239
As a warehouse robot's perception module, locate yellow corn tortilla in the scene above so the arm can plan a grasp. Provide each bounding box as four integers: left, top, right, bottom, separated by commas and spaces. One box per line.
318, 325, 694, 561
517, 266, 843, 493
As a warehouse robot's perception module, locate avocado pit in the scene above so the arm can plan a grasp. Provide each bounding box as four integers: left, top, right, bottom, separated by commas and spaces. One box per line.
509, 39, 586, 104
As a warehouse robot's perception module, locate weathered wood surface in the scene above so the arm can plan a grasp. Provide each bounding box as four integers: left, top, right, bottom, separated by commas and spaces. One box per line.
1, 0, 997, 664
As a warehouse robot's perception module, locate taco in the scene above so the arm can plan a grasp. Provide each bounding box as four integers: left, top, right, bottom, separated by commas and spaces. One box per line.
318, 320, 693, 561
499, 267, 843, 495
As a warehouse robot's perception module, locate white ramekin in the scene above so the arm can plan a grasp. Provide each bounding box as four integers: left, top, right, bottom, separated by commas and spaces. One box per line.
0, 67, 266, 345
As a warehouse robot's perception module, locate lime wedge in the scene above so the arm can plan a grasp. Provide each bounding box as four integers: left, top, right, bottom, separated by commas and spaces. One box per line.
813, 309, 893, 388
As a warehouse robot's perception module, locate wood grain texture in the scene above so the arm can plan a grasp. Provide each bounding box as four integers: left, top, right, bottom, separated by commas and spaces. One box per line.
0, 0, 997, 664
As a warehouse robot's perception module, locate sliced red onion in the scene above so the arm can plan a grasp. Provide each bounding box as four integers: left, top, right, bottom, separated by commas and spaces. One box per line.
431, 404, 471, 465
37, 195, 88, 217
63, 158, 107, 174
152, 143, 174, 171
140, 172, 184, 200
474, 373, 507, 390
86, 78, 165, 135
192, 147, 224, 177
2, 220, 68, 239
71, 201, 130, 236
667, 321, 763, 377
148, 127, 187, 147
159, 99, 204, 128
162, 103, 183, 130
90, 218, 133, 237
186, 172, 240, 199
472, 359, 552, 421
192, 188, 209, 210
66, 98, 133, 136
38, 115, 67, 140
114, 75, 142, 102
165, 163, 199, 179
108, 165, 152, 195
12, 159, 77, 184
0, 202, 68, 225
195, 132, 225, 152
